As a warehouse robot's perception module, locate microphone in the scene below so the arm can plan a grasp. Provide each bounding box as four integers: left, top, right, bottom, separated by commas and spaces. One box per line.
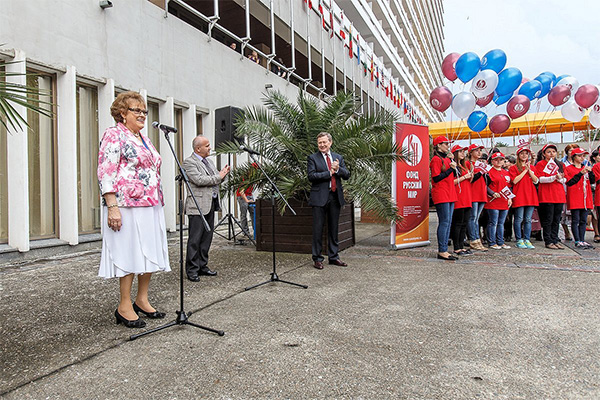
240, 144, 261, 156
152, 121, 178, 133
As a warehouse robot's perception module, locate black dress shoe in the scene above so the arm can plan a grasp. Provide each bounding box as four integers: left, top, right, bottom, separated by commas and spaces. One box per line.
133, 302, 166, 319
187, 275, 201, 282
198, 268, 217, 276
115, 309, 146, 328
437, 254, 458, 261
328, 259, 348, 267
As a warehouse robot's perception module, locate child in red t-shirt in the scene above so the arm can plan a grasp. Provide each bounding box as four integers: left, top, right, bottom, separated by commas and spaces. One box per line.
509, 147, 539, 249
565, 148, 595, 249
485, 152, 513, 249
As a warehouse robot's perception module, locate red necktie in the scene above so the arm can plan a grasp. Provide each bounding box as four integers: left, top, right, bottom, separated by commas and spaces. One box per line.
326, 154, 337, 192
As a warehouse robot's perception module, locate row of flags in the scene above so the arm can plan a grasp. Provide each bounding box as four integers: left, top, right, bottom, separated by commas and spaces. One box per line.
303, 0, 425, 124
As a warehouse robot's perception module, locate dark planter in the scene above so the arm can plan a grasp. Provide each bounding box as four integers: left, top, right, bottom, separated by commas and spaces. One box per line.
255, 198, 355, 254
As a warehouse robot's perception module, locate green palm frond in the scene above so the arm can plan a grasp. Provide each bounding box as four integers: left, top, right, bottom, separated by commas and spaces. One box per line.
0, 60, 55, 133
217, 88, 407, 223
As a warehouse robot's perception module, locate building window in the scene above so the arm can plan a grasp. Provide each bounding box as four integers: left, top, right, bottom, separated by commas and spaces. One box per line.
174, 108, 184, 208
76, 84, 100, 234
0, 65, 7, 243
196, 112, 203, 136
27, 71, 56, 239
146, 101, 160, 153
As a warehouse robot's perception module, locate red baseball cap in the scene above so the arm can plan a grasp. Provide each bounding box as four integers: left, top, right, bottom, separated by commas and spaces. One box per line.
451, 144, 468, 153
433, 136, 450, 146
516, 147, 531, 154
570, 147, 589, 156
541, 144, 558, 153
490, 152, 505, 160
468, 144, 484, 153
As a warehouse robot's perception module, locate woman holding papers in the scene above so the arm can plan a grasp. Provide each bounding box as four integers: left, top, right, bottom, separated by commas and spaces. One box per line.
450, 145, 473, 256
564, 148, 595, 249
535, 144, 567, 250
484, 152, 512, 249
430, 136, 458, 261
466, 145, 488, 251
509, 147, 539, 249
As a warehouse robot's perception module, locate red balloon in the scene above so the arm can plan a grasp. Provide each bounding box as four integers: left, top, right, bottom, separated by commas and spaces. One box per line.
476, 92, 494, 107
442, 53, 460, 82
548, 85, 571, 107
429, 86, 452, 112
506, 95, 530, 119
489, 114, 511, 134
574, 84, 600, 109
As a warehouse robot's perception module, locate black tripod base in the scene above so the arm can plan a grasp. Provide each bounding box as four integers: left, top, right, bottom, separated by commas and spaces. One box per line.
129, 310, 225, 341
245, 272, 308, 291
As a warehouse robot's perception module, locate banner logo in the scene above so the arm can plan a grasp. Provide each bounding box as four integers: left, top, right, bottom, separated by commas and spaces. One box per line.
402, 134, 423, 166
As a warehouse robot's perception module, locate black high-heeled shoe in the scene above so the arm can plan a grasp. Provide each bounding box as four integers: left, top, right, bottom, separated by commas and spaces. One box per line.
133, 302, 166, 319
115, 309, 146, 328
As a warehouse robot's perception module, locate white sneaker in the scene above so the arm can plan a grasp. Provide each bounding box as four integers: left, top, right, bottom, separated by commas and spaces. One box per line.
501, 244, 511, 249
489, 244, 502, 250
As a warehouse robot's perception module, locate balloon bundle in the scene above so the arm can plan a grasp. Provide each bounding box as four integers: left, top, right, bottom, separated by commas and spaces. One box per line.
430, 49, 600, 148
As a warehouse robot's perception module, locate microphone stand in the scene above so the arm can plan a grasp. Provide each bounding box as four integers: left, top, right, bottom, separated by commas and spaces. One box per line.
130, 128, 224, 340
244, 151, 308, 291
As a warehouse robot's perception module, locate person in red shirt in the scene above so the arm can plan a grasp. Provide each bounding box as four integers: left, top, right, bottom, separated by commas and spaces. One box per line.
430, 136, 458, 260
509, 147, 539, 249
591, 150, 600, 242
564, 147, 595, 249
466, 144, 488, 251
534, 144, 566, 249
485, 152, 513, 249
450, 144, 473, 256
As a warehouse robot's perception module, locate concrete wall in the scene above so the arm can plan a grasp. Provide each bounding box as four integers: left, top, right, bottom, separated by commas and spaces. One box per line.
0, 0, 302, 249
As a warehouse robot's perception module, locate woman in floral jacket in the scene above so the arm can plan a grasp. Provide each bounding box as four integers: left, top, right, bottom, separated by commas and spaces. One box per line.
97, 91, 170, 328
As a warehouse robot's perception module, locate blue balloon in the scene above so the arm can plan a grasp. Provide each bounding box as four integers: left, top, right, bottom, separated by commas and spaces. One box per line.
518, 80, 543, 100
496, 67, 523, 96
539, 71, 556, 85
493, 92, 513, 106
534, 74, 552, 97
480, 49, 507, 73
455, 52, 481, 83
467, 111, 488, 132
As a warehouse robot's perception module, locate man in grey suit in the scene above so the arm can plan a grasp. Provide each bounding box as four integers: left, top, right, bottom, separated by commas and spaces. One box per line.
307, 132, 351, 270
183, 136, 230, 281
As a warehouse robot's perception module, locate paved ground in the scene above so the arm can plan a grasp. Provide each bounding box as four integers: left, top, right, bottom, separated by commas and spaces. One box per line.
2, 217, 600, 399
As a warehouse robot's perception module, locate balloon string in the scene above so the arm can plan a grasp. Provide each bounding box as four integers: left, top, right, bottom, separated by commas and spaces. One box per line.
533, 105, 555, 140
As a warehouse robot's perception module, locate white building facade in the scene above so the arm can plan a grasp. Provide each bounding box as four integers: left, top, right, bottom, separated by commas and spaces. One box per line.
0, 0, 444, 252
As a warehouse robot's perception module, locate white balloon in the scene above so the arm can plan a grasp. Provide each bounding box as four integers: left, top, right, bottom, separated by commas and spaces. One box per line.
561, 99, 585, 122
470, 69, 499, 98
452, 91, 476, 119
590, 111, 600, 129
555, 76, 580, 95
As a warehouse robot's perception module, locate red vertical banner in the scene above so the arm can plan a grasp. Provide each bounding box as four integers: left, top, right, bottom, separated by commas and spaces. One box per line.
391, 122, 430, 249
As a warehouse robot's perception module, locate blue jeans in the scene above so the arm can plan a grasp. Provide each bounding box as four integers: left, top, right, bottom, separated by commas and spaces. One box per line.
467, 202, 486, 241
435, 202, 455, 253
486, 209, 508, 246
513, 206, 534, 241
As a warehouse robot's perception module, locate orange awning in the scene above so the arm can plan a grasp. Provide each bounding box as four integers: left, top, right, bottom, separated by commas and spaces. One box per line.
428, 111, 592, 141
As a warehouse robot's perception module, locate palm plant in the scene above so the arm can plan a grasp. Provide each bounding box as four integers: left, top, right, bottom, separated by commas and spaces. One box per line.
217, 89, 406, 222
0, 60, 54, 133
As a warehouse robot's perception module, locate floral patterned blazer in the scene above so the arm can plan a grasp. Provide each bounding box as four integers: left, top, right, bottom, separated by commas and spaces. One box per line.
97, 122, 164, 207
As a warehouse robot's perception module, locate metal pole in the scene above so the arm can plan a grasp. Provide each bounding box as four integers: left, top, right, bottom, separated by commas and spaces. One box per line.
290, 0, 296, 71
270, 0, 276, 56
245, 0, 251, 40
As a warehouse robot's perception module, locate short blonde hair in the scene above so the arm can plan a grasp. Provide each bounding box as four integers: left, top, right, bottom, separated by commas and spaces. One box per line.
110, 91, 146, 123
317, 132, 332, 142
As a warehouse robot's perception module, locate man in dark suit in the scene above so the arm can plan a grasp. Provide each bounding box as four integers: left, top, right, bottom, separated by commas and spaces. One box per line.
183, 136, 230, 281
307, 132, 351, 269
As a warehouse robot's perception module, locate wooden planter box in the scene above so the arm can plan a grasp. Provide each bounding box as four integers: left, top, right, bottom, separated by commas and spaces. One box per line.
255, 198, 355, 254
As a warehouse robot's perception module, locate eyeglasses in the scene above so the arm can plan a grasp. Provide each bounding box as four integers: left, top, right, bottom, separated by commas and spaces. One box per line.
128, 107, 148, 116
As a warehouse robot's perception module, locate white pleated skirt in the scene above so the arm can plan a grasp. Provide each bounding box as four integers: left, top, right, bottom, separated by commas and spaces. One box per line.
98, 205, 171, 279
